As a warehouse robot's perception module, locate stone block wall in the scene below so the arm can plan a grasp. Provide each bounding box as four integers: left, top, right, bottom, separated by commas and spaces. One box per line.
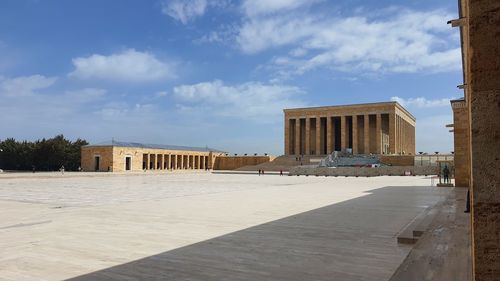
213, 156, 275, 170
451, 100, 471, 187
460, 0, 500, 279
81, 146, 114, 172
380, 155, 415, 166
288, 166, 439, 177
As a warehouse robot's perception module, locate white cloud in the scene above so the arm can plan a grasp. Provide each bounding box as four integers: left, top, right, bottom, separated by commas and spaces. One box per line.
65, 88, 107, 103
161, 0, 208, 24
242, 0, 317, 17
391, 96, 453, 108
155, 91, 168, 97
69, 49, 174, 82
172, 80, 305, 122
161, 0, 232, 24
0, 75, 57, 96
228, 5, 461, 78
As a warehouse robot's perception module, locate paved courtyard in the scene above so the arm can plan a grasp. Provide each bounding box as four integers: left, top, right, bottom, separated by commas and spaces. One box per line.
0, 172, 452, 281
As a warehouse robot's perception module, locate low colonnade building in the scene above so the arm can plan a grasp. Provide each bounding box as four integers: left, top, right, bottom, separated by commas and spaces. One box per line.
81, 140, 224, 172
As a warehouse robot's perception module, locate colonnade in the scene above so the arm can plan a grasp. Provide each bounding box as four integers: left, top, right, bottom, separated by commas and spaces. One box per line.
285, 112, 415, 156
143, 153, 210, 170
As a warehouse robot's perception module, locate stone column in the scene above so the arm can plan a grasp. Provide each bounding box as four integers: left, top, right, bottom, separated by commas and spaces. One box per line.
364, 115, 370, 154
340, 116, 347, 152
197, 155, 201, 169
284, 117, 290, 155
167, 154, 171, 170
295, 119, 300, 155
400, 119, 403, 154
389, 113, 396, 154
316, 117, 321, 155
403, 120, 407, 154
305, 118, 310, 155
326, 117, 332, 154
146, 154, 150, 170
376, 114, 382, 154
180, 155, 184, 169
352, 115, 358, 154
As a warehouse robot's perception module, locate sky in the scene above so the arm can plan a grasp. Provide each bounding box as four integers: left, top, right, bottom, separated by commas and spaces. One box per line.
0, 0, 464, 155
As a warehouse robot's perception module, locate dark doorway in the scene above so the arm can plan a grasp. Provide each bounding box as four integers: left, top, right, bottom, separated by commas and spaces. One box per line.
125, 157, 131, 171
334, 117, 341, 151
94, 156, 100, 171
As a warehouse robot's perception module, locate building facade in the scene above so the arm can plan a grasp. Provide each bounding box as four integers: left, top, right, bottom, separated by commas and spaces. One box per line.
284, 102, 415, 156
449, 98, 471, 187
454, 0, 499, 279
81, 141, 224, 172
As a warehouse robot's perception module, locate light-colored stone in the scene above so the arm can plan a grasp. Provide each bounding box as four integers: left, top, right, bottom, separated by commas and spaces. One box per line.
0, 173, 449, 281
284, 102, 416, 156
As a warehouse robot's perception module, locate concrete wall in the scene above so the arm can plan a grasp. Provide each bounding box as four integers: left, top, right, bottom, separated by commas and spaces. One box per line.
289, 166, 439, 177
380, 155, 415, 166
213, 156, 275, 170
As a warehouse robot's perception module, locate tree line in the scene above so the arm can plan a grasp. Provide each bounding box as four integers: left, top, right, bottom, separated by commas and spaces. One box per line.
0, 135, 88, 171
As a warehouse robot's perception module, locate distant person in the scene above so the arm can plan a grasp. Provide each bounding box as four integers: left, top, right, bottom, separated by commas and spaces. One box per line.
78, 166, 82, 172
60, 165, 65, 175
280, 170, 283, 176
258, 169, 261, 176
443, 165, 450, 183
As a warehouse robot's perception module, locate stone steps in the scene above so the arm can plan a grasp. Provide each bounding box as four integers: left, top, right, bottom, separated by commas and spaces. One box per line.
396, 204, 441, 245
235, 155, 325, 171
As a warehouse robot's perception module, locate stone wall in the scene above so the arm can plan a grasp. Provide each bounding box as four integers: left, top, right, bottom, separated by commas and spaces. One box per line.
284, 102, 416, 156
463, 0, 500, 279
213, 156, 275, 170
289, 166, 439, 177
81, 146, 215, 172
451, 100, 471, 187
81, 146, 114, 172
380, 155, 415, 166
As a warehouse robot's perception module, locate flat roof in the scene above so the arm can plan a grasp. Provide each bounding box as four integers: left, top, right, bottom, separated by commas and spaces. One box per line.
450, 97, 465, 103
284, 101, 416, 121
84, 140, 225, 153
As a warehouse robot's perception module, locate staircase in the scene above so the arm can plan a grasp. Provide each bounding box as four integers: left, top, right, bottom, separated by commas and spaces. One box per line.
235, 155, 324, 172
322, 152, 382, 167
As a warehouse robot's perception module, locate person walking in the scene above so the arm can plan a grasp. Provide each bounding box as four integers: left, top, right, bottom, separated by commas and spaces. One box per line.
60, 165, 65, 175
280, 170, 283, 176
258, 169, 261, 176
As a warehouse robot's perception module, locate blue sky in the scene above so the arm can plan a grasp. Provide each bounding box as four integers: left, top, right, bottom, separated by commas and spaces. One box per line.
0, 0, 463, 154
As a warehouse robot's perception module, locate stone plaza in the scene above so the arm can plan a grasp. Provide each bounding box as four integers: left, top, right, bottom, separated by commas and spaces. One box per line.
0, 172, 465, 281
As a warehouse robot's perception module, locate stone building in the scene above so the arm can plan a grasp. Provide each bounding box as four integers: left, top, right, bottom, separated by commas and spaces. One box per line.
81, 141, 224, 172
453, 0, 499, 279
284, 101, 415, 156
449, 98, 471, 188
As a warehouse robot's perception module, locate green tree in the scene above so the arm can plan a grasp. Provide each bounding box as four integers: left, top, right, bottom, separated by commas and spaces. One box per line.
0, 135, 88, 171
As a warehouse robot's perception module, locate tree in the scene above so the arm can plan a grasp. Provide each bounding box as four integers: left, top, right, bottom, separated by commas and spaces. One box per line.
0, 135, 88, 171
